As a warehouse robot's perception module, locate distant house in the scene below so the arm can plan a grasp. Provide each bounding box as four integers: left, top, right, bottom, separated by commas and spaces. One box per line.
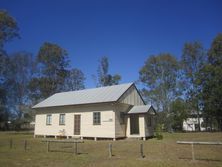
183, 112, 205, 131
32, 83, 156, 140
20, 121, 35, 130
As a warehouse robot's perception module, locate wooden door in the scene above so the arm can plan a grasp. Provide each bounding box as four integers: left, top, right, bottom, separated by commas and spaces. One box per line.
130, 114, 139, 134
74, 115, 81, 135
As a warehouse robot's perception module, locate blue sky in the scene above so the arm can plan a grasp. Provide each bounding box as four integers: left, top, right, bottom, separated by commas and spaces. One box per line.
1, 0, 222, 88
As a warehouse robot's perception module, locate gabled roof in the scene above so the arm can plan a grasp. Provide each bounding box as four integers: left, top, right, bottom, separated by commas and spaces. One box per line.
128, 105, 156, 114
32, 83, 134, 109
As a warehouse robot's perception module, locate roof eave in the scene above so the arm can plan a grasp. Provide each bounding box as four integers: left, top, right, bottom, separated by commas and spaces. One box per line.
32, 100, 118, 109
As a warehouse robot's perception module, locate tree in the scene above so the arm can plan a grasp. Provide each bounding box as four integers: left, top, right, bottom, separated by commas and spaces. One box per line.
181, 41, 206, 131
111, 74, 121, 85
0, 87, 8, 130
170, 98, 189, 131
139, 54, 180, 130
5, 52, 34, 129
29, 42, 69, 101
0, 10, 19, 51
139, 54, 180, 111
0, 10, 19, 128
208, 34, 222, 66
199, 33, 222, 130
63, 68, 85, 91
0, 56, 8, 127
182, 42, 206, 84
96, 56, 121, 87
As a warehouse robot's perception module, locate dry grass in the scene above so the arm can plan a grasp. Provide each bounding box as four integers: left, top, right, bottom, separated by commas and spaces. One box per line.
0, 132, 222, 167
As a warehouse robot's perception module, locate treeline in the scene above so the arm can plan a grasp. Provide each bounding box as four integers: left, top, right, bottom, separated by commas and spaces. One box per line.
0, 10, 121, 130
139, 35, 222, 131
0, 10, 222, 131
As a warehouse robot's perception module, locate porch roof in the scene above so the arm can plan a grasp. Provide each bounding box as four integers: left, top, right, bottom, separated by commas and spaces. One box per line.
128, 105, 155, 114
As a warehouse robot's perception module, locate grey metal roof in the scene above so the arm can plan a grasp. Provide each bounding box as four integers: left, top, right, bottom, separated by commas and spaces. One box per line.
128, 105, 152, 114
32, 83, 133, 109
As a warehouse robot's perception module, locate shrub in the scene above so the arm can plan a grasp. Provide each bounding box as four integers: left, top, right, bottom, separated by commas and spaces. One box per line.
155, 124, 163, 140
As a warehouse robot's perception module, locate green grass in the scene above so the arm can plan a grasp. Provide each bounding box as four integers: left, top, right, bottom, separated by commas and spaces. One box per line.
0, 132, 222, 167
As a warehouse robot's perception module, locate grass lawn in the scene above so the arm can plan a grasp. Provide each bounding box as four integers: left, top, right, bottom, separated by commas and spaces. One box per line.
0, 132, 222, 167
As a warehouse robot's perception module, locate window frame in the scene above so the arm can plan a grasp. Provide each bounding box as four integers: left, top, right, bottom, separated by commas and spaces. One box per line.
59, 114, 65, 125
46, 114, 52, 125
93, 112, 101, 125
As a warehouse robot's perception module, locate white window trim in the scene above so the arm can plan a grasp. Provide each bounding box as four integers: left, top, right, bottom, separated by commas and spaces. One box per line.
59, 114, 65, 125
46, 114, 52, 125
93, 112, 101, 125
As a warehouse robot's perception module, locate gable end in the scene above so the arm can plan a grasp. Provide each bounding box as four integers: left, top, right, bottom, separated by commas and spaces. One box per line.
117, 84, 145, 105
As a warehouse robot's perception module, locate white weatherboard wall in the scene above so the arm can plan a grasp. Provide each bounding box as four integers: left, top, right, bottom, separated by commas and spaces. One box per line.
183, 117, 205, 131
34, 104, 115, 138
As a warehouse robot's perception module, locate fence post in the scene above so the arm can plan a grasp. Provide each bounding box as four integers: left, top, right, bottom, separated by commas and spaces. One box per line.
191, 143, 195, 161
75, 142, 78, 155
140, 143, 144, 158
73, 142, 75, 154
9, 139, 13, 149
24, 140, 27, 151
109, 143, 112, 158
47, 141, 50, 152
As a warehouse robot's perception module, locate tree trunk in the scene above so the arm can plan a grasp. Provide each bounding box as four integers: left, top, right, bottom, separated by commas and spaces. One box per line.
196, 104, 201, 131
205, 117, 208, 131
217, 118, 222, 131
220, 119, 222, 132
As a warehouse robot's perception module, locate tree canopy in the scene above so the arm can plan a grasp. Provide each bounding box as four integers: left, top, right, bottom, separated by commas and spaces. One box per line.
29, 42, 85, 101
181, 41, 206, 130
0, 10, 19, 51
139, 53, 180, 112
96, 56, 121, 87
198, 34, 222, 130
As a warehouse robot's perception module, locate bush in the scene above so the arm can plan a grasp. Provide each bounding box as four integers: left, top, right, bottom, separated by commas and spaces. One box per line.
156, 134, 163, 140
155, 124, 163, 140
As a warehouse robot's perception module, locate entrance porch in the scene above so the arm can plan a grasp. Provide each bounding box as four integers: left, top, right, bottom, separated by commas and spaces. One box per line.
126, 105, 156, 140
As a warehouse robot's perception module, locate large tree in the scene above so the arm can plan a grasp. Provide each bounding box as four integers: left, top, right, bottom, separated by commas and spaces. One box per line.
181, 41, 206, 131
4, 52, 34, 129
0, 10, 19, 128
139, 54, 180, 111
139, 53, 180, 130
199, 33, 222, 130
96, 56, 121, 87
29, 42, 69, 101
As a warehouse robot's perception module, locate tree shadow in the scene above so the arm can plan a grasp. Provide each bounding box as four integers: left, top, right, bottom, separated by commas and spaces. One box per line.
179, 157, 222, 162
49, 149, 88, 155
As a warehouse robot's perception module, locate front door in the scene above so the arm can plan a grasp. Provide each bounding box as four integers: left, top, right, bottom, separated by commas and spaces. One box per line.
130, 114, 139, 134
74, 115, 81, 135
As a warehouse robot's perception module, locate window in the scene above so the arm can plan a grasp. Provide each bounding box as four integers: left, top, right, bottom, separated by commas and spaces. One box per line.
93, 112, 101, 125
59, 114, 65, 125
46, 114, 52, 125
147, 115, 152, 127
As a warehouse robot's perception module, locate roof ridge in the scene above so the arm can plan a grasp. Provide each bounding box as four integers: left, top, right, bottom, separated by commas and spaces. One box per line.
55, 82, 134, 95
